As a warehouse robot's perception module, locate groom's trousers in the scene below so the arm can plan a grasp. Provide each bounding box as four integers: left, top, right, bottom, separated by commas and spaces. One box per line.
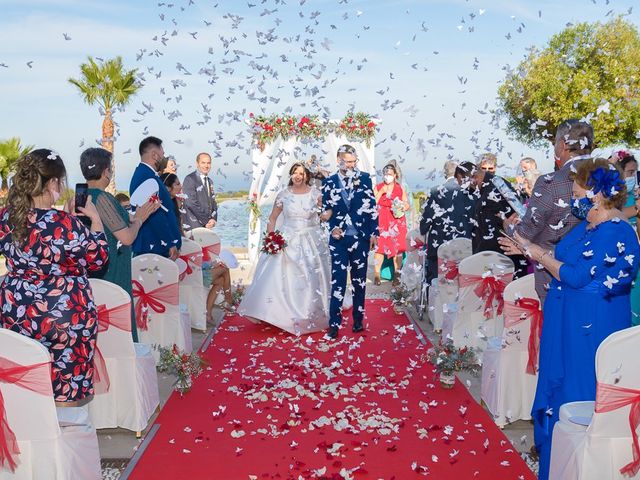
329, 234, 370, 328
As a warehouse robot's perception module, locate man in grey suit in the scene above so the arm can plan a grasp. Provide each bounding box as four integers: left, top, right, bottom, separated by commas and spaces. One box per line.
501, 119, 593, 301
182, 152, 218, 231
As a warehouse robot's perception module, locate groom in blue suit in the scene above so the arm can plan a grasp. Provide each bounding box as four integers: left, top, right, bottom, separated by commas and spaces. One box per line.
322, 144, 378, 339
129, 136, 182, 259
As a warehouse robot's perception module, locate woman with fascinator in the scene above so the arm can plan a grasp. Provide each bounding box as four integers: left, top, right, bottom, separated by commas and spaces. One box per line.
502, 159, 640, 480
503, 158, 640, 479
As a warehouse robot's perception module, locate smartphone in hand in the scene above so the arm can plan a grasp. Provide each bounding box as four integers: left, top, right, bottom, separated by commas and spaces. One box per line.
74, 183, 89, 213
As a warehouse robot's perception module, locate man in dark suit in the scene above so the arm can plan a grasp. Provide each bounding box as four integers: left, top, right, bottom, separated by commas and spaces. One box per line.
420, 160, 476, 287
129, 136, 182, 259
501, 119, 593, 301
182, 152, 218, 231
322, 144, 378, 339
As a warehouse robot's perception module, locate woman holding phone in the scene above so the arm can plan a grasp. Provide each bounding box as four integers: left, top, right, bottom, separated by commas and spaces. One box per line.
0, 149, 109, 405
79, 147, 159, 341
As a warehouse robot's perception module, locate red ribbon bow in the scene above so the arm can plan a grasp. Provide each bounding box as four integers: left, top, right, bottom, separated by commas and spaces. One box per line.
0, 357, 51, 472
93, 302, 134, 394
595, 382, 640, 476
131, 280, 179, 331
503, 297, 543, 375
438, 259, 459, 281
201, 243, 221, 262
178, 253, 203, 277
459, 273, 511, 319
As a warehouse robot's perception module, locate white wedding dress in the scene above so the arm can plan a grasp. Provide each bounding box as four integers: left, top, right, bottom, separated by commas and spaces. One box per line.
238, 187, 331, 335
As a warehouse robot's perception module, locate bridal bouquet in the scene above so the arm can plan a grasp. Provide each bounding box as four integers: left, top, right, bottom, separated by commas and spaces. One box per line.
391, 197, 406, 219
157, 344, 208, 394
261, 230, 287, 255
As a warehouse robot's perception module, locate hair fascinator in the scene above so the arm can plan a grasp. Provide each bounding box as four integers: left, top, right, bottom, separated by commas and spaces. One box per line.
587, 166, 624, 198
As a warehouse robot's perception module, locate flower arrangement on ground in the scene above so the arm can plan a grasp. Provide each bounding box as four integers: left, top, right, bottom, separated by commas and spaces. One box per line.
389, 283, 413, 313
261, 230, 287, 255
426, 338, 480, 388
247, 192, 261, 233
157, 344, 208, 394
231, 283, 246, 308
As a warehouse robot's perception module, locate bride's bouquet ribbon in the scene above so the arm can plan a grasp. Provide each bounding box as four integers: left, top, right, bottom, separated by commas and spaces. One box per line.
503, 297, 543, 375
131, 280, 179, 331
178, 253, 203, 276
458, 273, 512, 319
201, 243, 221, 262
93, 302, 133, 393
595, 382, 640, 476
0, 357, 51, 472
437, 259, 459, 281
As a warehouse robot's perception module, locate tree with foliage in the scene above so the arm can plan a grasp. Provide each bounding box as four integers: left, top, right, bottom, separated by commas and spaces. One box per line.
0, 137, 34, 193
498, 17, 640, 148
68, 56, 141, 193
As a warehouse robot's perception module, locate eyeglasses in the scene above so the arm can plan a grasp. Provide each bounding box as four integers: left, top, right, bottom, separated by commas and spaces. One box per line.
480, 166, 495, 173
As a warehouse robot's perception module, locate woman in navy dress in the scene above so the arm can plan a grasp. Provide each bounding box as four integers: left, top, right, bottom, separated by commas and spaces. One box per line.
0, 149, 109, 405
509, 159, 640, 479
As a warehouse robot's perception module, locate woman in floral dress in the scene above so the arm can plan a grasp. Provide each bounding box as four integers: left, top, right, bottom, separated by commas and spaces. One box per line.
0, 149, 109, 405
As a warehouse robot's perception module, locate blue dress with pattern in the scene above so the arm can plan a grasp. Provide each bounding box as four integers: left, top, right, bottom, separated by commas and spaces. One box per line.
533, 218, 640, 479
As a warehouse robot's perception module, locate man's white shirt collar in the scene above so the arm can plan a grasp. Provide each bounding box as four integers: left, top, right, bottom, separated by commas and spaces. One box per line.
142, 162, 157, 176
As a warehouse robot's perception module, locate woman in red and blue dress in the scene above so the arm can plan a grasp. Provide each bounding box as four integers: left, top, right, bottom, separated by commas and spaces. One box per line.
0, 149, 109, 405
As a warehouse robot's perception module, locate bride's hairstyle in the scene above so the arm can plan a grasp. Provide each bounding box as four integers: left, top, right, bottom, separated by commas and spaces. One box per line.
287, 162, 311, 186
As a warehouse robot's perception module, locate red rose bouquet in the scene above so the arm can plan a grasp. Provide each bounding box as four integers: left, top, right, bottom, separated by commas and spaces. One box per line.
261, 230, 287, 255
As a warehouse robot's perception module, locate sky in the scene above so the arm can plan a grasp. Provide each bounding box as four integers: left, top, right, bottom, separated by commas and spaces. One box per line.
0, 0, 639, 192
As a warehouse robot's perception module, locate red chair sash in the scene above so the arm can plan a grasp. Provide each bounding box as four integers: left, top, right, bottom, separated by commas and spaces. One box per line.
93, 302, 133, 394
178, 253, 203, 277
503, 297, 543, 375
201, 243, 221, 262
595, 382, 640, 476
458, 273, 512, 319
131, 280, 179, 331
437, 258, 459, 281
0, 357, 51, 472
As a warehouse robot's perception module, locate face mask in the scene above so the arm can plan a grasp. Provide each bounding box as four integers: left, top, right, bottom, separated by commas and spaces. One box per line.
571, 196, 593, 220
625, 176, 637, 192
383, 174, 395, 184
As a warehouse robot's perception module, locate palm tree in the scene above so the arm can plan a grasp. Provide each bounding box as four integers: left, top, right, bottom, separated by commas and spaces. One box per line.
68, 56, 141, 193
0, 137, 34, 194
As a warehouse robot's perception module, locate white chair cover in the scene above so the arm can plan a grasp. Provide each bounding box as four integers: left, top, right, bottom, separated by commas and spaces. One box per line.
0, 329, 100, 480
189, 228, 221, 265
550, 325, 640, 480
430, 238, 472, 331
442, 251, 514, 356
400, 229, 426, 297
177, 238, 209, 332
132, 254, 192, 361
480, 274, 539, 427
86, 279, 160, 433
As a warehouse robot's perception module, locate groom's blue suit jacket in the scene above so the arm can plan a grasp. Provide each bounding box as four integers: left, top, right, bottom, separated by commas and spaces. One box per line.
322, 171, 379, 239
129, 162, 182, 257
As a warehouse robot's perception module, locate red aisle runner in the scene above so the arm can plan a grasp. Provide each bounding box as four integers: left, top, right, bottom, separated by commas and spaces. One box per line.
130, 300, 535, 480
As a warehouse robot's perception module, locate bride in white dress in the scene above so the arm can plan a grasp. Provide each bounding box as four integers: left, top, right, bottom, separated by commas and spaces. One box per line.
238, 162, 331, 335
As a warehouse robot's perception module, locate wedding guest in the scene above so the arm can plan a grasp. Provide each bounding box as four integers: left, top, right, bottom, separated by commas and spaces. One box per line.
469, 157, 527, 277
507, 159, 639, 480
163, 156, 178, 175
115, 192, 131, 211
129, 136, 182, 260
420, 160, 475, 287
160, 172, 185, 236
0, 149, 109, 405
182, 152, 218, 231
501, 119, 594, 301
516, 157, 541, 199
373, 163, 410, 285
478, 152, 497, 174
80, 148, 159, 341
205, 262, 233, 323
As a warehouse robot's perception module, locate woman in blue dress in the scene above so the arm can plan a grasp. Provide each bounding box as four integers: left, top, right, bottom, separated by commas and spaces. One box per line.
509, 159, 640, 479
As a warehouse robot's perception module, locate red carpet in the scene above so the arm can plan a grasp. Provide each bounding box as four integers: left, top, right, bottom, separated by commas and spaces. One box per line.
130, 300, 535, 480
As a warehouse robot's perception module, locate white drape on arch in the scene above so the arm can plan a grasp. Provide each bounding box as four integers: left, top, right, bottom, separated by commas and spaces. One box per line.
247, 134, 376, 264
